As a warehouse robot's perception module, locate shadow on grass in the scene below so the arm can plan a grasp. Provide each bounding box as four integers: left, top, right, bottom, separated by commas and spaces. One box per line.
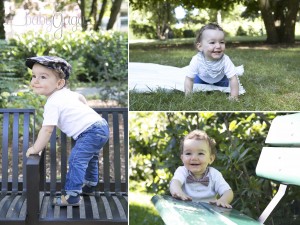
130, 203, 164, 225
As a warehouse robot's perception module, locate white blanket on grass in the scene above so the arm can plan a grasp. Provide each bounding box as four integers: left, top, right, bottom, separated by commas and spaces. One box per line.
129, 62, 246, 95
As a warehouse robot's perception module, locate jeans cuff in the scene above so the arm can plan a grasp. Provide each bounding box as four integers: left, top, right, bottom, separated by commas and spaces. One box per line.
84, 180, 98, 187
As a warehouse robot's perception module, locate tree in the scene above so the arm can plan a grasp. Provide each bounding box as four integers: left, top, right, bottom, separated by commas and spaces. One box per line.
130, 0, 177, 39
0, 0, 5, 39
107, 0, 123, 30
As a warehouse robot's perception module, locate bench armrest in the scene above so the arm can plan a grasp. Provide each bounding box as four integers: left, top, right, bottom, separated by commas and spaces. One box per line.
26, 154, 43, 225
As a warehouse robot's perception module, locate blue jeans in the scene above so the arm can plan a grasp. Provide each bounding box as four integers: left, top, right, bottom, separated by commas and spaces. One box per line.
65, 119, 109, 196
194, 75, 229, 87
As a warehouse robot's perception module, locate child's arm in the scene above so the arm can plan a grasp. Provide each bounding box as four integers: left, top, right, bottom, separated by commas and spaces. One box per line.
210, 189, 234, 208
170, 179, 192, 201
26, 125, 55, 157
79, 94, 88, 105
184, 76, 194, 96
229, 75, 239, 100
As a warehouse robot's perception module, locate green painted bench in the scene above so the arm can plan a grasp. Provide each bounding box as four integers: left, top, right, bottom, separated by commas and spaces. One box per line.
152, 195, 261, 225
152, 113, 300, 225
0, 108, 128, 225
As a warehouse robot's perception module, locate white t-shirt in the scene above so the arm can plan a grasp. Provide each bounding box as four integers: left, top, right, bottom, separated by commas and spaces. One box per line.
186, 53, 237, 84
171, 166, 231, 202
42, 88, 102, 139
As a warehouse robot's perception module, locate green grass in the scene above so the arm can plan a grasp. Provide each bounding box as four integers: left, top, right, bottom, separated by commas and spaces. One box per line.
129, 191, 164, 225
129, 42, 300, 111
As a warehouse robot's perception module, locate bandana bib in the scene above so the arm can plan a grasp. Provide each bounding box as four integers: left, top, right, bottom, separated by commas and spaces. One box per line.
197, 52, 225, 79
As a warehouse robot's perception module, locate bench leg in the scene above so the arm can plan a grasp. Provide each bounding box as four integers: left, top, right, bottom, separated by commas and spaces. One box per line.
258, 184, 287, 224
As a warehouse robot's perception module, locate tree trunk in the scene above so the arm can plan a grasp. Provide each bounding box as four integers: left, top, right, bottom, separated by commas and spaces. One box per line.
0, 0, 5, 39
106, 0, 123, 30
89, 0, 98, 27
95, 0, 108, 31
78, 0, 87, 31
258, 0, 279, 44
282, 0, 300, 43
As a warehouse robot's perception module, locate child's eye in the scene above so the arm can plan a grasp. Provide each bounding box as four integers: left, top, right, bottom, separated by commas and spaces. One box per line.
209, 42, 215, 44
41, 75, 47, 79
32, 75, 36, 78
198, 153, 204, 155
185, 153, 191, 155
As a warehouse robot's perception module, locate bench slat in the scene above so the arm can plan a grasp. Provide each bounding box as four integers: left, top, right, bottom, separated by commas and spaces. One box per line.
113, 112, 121, 193
1, 113, 9, 193
101, 111, 111, 192
22, 112, 31, 192
50, 129, 57, 194
256, 147, 300, 185
60, 132, 67, 191
152, 195, 262, 225
12, 113, 19, 193
123, 111, 128, 192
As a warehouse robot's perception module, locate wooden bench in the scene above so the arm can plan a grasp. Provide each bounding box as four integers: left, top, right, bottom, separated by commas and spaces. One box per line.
0, 108, 128, 225
152, 113, 300, 225
0, 109, 35, 225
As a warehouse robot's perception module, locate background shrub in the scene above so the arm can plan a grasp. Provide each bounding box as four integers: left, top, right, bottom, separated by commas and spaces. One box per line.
6, 30, 128, 84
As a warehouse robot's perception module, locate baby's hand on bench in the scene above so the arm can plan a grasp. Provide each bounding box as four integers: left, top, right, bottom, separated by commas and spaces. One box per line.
209, 199, 232, 209
171, 192, 192, 201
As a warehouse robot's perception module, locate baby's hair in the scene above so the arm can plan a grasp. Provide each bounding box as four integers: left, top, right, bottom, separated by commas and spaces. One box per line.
180, 130, 216, 155
194, 22, 224, 47
50, 68, 68, 87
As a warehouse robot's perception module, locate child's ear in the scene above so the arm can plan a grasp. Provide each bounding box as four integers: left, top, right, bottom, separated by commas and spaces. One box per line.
209, 154, 215, 164
57, 79, 66, 89
180, 154, 184, 163
196, 42, 202, 51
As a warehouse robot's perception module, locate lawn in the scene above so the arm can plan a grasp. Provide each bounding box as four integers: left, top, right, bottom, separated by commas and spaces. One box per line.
129, 191, 164, 225
129, 38, 300, 111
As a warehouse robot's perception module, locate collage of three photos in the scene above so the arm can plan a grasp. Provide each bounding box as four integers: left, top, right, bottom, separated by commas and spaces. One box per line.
1, 1, 300, 225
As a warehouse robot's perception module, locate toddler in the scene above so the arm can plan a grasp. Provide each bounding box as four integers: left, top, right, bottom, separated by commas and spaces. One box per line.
170, 130, 233, 208
25, 56, 109, 206
184, 23, 243, 101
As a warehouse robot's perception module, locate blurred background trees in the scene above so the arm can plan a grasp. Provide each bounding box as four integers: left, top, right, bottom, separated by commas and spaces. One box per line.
130, 0, 300, 44
129, 112, 300, 224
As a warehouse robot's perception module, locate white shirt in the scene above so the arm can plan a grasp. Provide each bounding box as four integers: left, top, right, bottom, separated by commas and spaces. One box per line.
171, 166, 231, 202
186, 53, 237, 84
42, 88, 102, 139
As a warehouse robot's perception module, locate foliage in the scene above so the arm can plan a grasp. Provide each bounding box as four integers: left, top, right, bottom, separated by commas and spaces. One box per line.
129, 112, 300, 223
6, 30, 128, 84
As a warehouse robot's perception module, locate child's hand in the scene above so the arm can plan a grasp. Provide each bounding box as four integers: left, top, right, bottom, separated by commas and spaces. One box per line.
171, 191, 192, 201
228, 96, 239, 102
209, 199, 232, 209
26, 146, 42, 157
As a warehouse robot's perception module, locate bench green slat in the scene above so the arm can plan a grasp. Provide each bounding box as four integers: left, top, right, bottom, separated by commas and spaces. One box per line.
256, 147, 300, 185
50, 128, 57, 194
12, 113, 19, 193
113, 111, 121, 193
1, 113, 9, 193
22, 112, 30, 192
152, 195, 263, 225
265, 113, 300, 146
123, 111, 128, 192
101, 111, 110, 192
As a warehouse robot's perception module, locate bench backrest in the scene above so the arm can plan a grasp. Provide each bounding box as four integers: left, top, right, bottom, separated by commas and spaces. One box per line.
41, 108, 128, 194
256, 113, 300, 186
0, 109, 35, 193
